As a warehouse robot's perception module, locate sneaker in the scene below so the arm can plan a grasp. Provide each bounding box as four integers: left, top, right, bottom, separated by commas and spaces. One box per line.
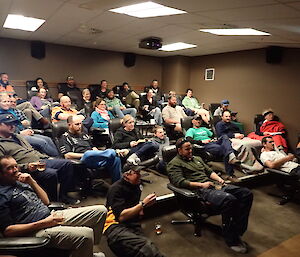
226, 175, 241, 183
228, 153, 241, 165
93, 252, 105, 257
230, 244, 248, 253
127, 153, 141, 166
60, 195, 80, 205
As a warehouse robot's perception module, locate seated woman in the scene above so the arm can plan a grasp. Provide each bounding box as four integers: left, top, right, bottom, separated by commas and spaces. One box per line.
119, 82, 140, 110
112, 114, 159, 165
248, 109, 287, 152
91, 98, 114, 130
140, 88, 162, 125
81, 88, 93, 116
30, 87, 53, 117
29, 77, 50, 97
182, 88, 210, 124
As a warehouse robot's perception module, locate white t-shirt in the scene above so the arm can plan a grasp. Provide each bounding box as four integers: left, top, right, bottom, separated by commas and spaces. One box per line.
260, 150, 299, 173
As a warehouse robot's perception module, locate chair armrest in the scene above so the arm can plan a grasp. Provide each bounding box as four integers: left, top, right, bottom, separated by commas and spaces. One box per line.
266, 168, 298, 177
90, 127, 106, 133
167, 183, 197, 198
32, 129, 45, 134
0, 237, 50, 251
48, 202, 66, 211
140, 155, 160, 167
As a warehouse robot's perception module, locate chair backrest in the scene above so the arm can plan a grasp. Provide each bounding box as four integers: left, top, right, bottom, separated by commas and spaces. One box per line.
108, 118, 122, 142
162, 145, 177, 163
26, 80, 37, 99
181, 116, 193, 135
209, 103, 221, 116
67, 90, 84, 110
51, 121, 68, 140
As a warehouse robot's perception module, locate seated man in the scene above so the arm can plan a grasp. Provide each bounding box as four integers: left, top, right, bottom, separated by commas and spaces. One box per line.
162, 96, 187, 132
144, 79, 162, 104
58, 75, 82, 99
216, 110, 263, 172
169, 91, 194, 116
0, 114, 78, 204
59, 115, 122, 182
0, 94, 58, 157
260, 136, 299, 177
0, 155, 107, 257
248, 109, 287, 152
119, 82, 140, 110
52, 96, 83, 122
104, 165, 165, 257
105, 89, 137, 118
167, 139, 253, 253
213, 99, 231, 117
186, 115, 240, 182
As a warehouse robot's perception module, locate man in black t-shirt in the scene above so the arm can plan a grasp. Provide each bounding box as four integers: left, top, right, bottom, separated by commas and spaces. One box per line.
0, 155, 107, 257
103, 165, 165, 257
58, 76, 81, 100
59, 115, 122, 182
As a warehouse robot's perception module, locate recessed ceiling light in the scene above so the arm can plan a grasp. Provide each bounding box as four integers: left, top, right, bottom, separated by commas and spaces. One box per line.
109, 1, 186, 18
3, 14, 45, 32
199, 28, 270, 36
159, 42, 197, 51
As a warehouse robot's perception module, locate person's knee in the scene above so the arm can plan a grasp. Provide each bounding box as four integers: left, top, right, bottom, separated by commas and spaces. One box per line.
140, 239, 161, 257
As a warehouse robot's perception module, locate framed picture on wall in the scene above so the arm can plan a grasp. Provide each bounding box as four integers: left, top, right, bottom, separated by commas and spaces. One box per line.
205, 68, 215, 80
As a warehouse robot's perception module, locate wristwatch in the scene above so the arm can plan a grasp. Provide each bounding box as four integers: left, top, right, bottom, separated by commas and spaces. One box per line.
140, 201, 146, 208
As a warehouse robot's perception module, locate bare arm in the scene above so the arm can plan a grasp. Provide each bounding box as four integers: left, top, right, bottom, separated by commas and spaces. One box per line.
57, 113, 71, 120
210, 172, 225, 184
118, 193, 156, 222
18, 173, 49, 205
4, 214, 63, 237
64, 152, 84, 159
189, 181, 213, 188
265, 154, 295, 169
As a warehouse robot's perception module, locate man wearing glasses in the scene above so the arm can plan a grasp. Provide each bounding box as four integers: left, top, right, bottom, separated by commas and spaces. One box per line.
260, 136, 300, 177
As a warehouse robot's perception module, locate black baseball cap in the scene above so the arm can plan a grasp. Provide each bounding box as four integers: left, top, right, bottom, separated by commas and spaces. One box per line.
0, 114, 18, 124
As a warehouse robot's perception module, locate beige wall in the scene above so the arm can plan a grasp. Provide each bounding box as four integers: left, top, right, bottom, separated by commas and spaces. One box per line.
0, 37, 162, 86
189, 48, 300, 149
162, 56, 191, 94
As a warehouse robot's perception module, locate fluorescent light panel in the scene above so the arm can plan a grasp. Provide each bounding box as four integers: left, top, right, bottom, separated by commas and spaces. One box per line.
109, 1, 186, 18
3, 14, 45, 32
159, 42, 197, 51
199, 28, 270, 36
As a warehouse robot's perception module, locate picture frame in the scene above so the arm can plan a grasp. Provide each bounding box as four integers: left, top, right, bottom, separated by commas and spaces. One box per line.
205, 68, 215, 81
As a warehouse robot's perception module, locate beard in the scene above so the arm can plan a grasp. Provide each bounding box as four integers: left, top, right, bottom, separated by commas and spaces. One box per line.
170, 103, 177, 108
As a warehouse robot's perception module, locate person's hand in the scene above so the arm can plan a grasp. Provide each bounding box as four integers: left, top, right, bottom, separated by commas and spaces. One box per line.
92, 147, 98, 151
120, 106, 126, 110
17, 173, 35, 185
287, 153, 295, 161
107, 107, 113, 111
20, 129, 34, 136
235, 133, 244, 139
201, 182, 214, 188
202, 139, 211, 144
43, 213, 64, 228
27, 162, 39, 172
130, 141, 138, 147
142, 193, 156, 207
217, 178, 225, 185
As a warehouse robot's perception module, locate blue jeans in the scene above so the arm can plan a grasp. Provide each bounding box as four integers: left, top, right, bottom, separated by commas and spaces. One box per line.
198, 185, 253, 246
32, 159, 75, 201
203, 135, 235, 176
80, 149, 122, 182
129, 142, 159, 161
25, 134, 59, 157
112, 106, 137, 118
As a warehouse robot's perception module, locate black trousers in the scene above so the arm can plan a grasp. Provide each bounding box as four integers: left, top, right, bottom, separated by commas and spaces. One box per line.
198, 184, 253, 246
105, 223, 165, 257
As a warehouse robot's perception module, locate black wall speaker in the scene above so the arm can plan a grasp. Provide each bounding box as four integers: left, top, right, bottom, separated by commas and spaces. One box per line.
124, 53, 136, 67
31, 41, 45, 59
266, 46, 283, 64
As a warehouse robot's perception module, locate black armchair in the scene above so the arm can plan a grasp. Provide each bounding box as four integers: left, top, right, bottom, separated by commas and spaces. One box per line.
162, 145, 218, 236
267, 167, 299, 205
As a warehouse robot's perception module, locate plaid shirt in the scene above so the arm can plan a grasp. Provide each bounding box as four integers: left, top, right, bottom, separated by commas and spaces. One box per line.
12, 108, 28, 122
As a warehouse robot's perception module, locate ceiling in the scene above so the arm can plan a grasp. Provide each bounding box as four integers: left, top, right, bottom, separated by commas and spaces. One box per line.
1, 0, 300, 57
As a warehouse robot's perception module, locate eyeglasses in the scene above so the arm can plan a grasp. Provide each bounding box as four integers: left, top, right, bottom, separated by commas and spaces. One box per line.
267, 140, 274, 143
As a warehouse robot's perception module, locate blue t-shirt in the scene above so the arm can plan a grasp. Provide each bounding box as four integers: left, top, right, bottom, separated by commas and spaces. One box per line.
0, 182, 50, 233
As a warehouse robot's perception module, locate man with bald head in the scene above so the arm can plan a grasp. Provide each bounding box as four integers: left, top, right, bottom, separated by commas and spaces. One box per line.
51, 96, 82, 122
59, 115, 122, 182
